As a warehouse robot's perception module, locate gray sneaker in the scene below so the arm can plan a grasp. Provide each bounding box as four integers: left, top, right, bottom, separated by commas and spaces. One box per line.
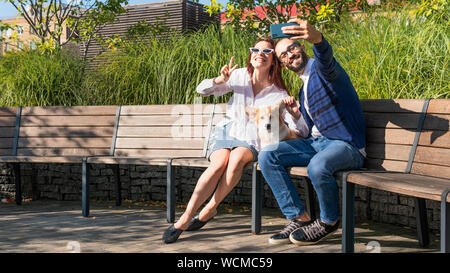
289, 219, 340, 245
269, 219, 313, 245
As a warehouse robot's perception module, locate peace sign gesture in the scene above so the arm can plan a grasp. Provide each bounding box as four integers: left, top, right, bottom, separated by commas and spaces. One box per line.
214, 56, 238, 85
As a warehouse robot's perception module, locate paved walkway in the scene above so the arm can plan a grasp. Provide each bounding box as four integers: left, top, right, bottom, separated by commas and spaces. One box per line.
0, 200, 440, 253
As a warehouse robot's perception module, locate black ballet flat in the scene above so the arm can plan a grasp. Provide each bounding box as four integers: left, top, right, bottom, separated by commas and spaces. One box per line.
186, 215, 214, 231
162, 224, 184, 244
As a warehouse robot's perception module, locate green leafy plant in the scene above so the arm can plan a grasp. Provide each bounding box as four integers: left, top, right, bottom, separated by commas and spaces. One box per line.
2, 0, 128, 52
410, 0, 449, 24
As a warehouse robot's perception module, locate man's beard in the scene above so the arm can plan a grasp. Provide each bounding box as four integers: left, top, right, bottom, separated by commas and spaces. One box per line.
286, 50, 309, 73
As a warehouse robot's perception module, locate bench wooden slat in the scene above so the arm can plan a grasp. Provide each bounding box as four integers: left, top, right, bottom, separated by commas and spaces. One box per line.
290, 166, 308, 177
116, 126, 209, 138
0, 149, 14, 156
19, 127, 114, 137
0, 156, 86, 163
20, 116, 116, 127
361, 99, 425, 113
0, 138, 14, 149
346, 172, 450, 202
365, 143, 411, 161
171, 158, 210, 167
364, 113, 421, 129
413, 146, 450, 167
0, 117, 17, 126
21, 106, 117, 116
87, 156, 168, 165
411, 163, 450, 179
0, 127, 15, 138
427, 99, 450, 114
364, 159, 408, 172
16, 148, 110, 156
115, 138, 204, 149
171, 158, 254, 169
422, 114, 450, 130
366, 128, 416, 145
119, 115, 208, 126
418, 130, 450, 148
114, 149, 203, 157
18, 137, 112, 148
118, 115, 222, 126
120, 104, 217, 115
0, 107, 17, 116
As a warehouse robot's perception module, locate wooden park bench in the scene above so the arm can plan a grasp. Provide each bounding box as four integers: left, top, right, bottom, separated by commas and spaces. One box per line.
251, 99, 449, 252
0, 106, 118, 208
340, 99, 450, 253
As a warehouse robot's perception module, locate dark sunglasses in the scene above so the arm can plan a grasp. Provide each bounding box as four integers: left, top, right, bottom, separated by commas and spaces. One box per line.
249, 48, 274, 54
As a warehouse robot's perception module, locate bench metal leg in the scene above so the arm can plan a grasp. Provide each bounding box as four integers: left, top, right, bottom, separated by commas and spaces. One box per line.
252, 162, 263, 234
13, 163, 21, 205
441, 189, 450, 253
113, 164, 121, 206
342, 173, 355, 253
82, 157, 90, 217
167, 159, 175, 223
305, 178, 316, 220
414, 197, 430, 247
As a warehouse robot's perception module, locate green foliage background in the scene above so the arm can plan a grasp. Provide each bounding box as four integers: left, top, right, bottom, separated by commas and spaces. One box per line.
0, 7, 448, 106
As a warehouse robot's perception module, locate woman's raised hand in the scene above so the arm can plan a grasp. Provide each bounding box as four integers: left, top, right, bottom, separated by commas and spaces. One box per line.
214, 57, 238, 85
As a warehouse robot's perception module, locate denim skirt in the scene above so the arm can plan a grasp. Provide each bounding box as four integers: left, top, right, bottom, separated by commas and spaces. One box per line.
207, 122, 258, 161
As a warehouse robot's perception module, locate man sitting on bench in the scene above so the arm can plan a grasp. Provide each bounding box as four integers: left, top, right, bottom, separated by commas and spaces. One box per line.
258, 19, 366, 246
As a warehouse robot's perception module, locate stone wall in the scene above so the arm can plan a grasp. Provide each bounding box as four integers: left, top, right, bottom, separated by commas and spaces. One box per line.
0, 162, 442, 233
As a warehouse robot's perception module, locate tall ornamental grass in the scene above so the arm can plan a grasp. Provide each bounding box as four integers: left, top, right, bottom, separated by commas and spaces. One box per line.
83, 26, 257, 105
0, 7, 448, 106
327, 10, 449, 99
0, 49, 85, 106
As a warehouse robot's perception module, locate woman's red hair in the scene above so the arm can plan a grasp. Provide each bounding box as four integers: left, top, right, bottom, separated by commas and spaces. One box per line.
246, 37, 287, 91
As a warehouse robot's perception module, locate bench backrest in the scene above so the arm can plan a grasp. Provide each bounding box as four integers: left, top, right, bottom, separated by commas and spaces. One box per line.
361, 99, 449, 180
362, 99, 427, 172
0, 107, 18, 156
113, 104, 225, 158
410, 99, 450, 179
16, 106, 117, 156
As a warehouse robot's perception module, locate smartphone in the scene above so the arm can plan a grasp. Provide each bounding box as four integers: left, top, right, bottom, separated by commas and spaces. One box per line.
270, 23, 299, 39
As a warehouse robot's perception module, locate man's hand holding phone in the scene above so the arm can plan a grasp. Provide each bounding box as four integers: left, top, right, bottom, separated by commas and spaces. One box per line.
280, 19, 323, 44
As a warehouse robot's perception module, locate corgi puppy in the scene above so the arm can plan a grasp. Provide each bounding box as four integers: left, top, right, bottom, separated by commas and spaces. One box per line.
245, 99, 300, 148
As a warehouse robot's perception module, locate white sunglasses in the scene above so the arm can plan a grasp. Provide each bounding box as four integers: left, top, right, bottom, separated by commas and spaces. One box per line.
249, 48, 274, 54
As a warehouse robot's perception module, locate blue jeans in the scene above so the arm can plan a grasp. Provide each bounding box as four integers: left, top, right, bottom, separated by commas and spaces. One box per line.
258, 136, 364, 224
